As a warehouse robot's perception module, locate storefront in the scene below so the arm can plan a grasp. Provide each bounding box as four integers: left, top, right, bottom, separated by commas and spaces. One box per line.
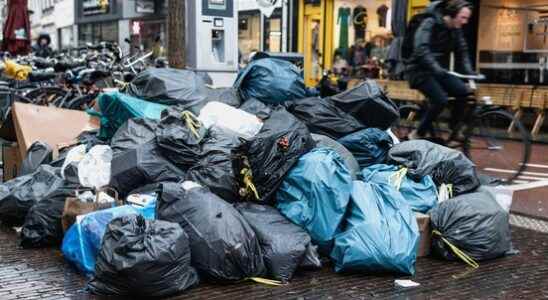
238, 0, 287, 63
76, 0, 167, 54
76, 0, 122, 45
477, 0, 548, 85
298, 0, 393, 86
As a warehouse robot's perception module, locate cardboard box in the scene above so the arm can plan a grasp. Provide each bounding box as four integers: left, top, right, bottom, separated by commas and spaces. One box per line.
0, 102, 99, 162
2, 143, 21, 181
416, 212, 431, 258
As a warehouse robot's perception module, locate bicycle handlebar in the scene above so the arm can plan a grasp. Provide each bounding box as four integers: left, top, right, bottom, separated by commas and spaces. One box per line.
447, 71, 486, 81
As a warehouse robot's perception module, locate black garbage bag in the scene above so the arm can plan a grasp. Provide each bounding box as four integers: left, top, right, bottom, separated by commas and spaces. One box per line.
156, 106, 207, 169
110, 118, 159, 154
88, 214, 199, 297
234, 58, 307, 104
239, 98, 274, 120
235, 202, 312, 283
0, 165, 66, 226
19, 179, 79, 248
20, 198, 65, 248
203, 87, 241, 109
156, 182, 265, 281
329, 80, 399, 129
185, 127, 241, 202
387, 140, 480, 195
285, 97, 365, 140
430, 189, 511, 262
232, 107, 315, 203
19, 142, 53, 176
311, 134, 359, 179
110, 140, 185, 198
337, 128, 393, 169
127, 68, 209, 106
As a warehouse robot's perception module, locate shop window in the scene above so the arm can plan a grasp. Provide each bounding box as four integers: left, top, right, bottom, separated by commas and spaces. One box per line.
263, 8, 283, 53
478, 1, 548, 85
78, 22, 118, 45
330, 0, 392, 80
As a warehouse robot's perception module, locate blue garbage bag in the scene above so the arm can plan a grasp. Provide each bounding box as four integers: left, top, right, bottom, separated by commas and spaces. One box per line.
361, 164, 438, 213
276, 148, 352, 247
61, 204, 155, 275
331, 180, 419, 275
92, 92, 168, 140
337, 128, 393, 169
234, 58, 306, 104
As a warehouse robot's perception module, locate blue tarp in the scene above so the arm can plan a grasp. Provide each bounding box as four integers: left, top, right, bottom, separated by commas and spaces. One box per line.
92, 92, 168, 140
61, 203, 155, 275
331, 180, 419, 275
338, 128, 392, 168
276, 148, 352, 247
362, 164, 438, 213
234, 58, 306, 104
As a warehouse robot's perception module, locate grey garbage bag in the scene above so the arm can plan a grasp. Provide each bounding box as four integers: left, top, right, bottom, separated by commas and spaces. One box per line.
387, 140, 480, 195
285, 97, 365, 140
0, 165, 66, 226
429, 189, 512, 263
110, 140, 185, 198
235, 202, 312, 283
329, 80, 399, 129
156, 182, 265, 281
110, 118, 159, 154
88, 214, 199, 297
128, 68, 209, 106
19, 141, 53, 176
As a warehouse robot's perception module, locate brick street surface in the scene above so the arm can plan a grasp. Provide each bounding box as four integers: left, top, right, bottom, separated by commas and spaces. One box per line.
1, 223, 547, 299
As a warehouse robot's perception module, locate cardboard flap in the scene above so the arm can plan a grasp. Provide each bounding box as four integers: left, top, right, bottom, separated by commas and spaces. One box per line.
10, 102, 100, 159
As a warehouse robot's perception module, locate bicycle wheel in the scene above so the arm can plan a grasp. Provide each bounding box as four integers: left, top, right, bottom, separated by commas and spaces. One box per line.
25, 87, 67, 106
392, 104, 422, 140
465, 109, 531, 183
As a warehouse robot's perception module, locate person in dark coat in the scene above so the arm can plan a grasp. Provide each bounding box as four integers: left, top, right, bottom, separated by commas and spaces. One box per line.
406, 0, 475, 141
32, 32, 53, 58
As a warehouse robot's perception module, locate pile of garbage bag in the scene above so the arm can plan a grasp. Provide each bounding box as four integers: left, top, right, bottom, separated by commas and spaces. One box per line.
0, 58, 512, 297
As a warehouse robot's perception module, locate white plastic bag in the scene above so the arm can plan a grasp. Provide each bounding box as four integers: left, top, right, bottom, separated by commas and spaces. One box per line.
61, 145, 87, 179
78, 145, 113, 190
198, 101, 263, 139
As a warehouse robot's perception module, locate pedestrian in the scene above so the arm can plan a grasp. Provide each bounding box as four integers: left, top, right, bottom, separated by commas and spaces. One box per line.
32, 33, 53, 58
404, 0, 476, 143
151, 36, 164, 60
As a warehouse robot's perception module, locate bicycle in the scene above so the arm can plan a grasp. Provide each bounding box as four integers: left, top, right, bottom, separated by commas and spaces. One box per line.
392, 72, 531, 183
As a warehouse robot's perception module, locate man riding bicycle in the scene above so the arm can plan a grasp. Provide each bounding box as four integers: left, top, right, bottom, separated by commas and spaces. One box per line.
405, 0, 475, 142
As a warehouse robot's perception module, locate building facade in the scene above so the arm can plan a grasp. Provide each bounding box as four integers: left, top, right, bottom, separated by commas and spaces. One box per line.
75, 0, 167, 54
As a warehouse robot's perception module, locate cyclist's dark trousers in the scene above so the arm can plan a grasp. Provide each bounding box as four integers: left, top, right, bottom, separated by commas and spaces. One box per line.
415, 73, 469, 137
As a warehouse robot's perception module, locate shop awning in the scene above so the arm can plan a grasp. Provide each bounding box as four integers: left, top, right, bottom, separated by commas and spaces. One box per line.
2, 0, 31, 55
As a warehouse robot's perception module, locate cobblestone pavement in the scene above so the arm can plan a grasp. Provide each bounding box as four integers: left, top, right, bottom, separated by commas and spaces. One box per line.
1, 220, 548, 300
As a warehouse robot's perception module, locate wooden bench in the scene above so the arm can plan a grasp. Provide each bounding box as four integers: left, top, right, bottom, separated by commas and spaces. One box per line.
377, 80, 544, 136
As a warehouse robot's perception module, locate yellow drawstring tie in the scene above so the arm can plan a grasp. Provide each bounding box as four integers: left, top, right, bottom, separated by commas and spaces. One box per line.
438, 183, 453, 202
432, 230, 479, 269
3, 60, 32, 81
248, 277, 284, 286
241, 168, 260, 200
181, 111, 201, 139
389, 167, 408, 191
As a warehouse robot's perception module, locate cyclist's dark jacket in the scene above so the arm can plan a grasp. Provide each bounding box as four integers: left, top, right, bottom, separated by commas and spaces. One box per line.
405, 1, 474, 88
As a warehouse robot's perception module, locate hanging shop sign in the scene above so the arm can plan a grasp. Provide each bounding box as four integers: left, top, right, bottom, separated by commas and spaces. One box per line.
83, 0, 110, 16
